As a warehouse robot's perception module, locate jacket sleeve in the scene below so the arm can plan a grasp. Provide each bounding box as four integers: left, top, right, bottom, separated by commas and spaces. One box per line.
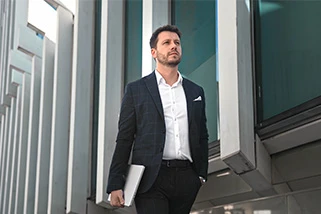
106, 84, 136, 194
199, 87, 209, 180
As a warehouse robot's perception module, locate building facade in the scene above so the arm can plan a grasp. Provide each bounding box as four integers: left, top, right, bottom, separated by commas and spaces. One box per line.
0, 0, 320, 214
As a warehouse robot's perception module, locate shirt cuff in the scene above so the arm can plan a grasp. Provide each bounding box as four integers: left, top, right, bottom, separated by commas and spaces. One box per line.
199, 176, 206, 185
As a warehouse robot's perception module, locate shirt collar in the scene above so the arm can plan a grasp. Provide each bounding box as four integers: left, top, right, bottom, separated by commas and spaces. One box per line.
155, 69, 183, 86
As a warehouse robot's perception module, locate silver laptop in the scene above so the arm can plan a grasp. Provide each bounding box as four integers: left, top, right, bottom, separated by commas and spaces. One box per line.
108, 164, 145, 207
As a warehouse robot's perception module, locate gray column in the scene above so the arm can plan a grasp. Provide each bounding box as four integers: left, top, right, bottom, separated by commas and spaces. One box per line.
0, 113, 4, 157
0, 115, 4, 173
217, 0, 274, 197
2, 94, 17, 214
0, 114, 4, 203
240, 135, 275, 196
17, 26, 43, 57
96, 0, 125, 208
24, 55, 42, 214
7, 45, 33, 214
0, 113, 4, 201
0, 1, 7, 104
4, 23, 44, 214
2, 42, 18, 213
12, 0, 28, 50
217, 0, 255, 173
0, 107, 11, 212
6, 51, 31, 213
5, 0, 17, 98
8, 70, 22, 214
14, 72, 31, 214
66, 0, 94, 213
142, 0, 171, 76
0, 0, 12, 107
47, 6, 73, 214
15, 26, 44, 214
34, 36, 55, 214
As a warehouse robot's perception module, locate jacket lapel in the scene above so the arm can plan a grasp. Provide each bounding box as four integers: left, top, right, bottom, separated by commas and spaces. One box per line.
182, 78, 193, 125
144, 72, 164, 120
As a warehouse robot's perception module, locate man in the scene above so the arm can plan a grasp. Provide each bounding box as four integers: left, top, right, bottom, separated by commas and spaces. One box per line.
107, 25, 209, 214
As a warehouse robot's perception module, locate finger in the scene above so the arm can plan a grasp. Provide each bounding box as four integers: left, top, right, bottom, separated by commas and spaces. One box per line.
111, 200, 120, 207
110, 196, 119, 207
120, 196, 125, 204
111, 195, 124, 207
118, 195, 125, 207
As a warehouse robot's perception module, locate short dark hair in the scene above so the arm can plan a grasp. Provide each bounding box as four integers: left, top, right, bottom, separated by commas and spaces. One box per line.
149, 25, 182, 49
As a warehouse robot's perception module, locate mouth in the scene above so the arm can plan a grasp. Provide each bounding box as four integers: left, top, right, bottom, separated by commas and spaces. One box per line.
169, 52, 178, 56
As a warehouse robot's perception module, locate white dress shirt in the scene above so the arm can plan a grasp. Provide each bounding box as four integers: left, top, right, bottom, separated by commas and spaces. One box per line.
155, 70, 192, 162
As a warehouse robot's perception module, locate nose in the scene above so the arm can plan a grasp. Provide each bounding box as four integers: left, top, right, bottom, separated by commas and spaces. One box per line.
170, 42, 178, 50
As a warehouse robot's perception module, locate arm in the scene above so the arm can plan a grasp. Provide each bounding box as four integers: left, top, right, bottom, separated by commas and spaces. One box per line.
107, 84, 136, 194
199, 88, 209, 180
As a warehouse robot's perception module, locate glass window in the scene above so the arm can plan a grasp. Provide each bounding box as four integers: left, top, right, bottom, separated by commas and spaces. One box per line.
172, 0, 218, 143
124, 0, 142, 86
90, 0, 101, 197
256, 0, 321, 121
91, 0, 143, 198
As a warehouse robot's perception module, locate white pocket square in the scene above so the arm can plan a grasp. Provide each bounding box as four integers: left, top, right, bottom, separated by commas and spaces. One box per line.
193, 96, 202, 102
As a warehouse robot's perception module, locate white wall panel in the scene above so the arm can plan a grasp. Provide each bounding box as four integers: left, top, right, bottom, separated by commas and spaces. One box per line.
47, 6, 73, 214
0, 1, 11, 107
8, 70, 22, 214
0, 115, 5, 210
218, 0, 255, 173
2, 96, 16, 214
24, 55, 42, 214
0, 107, 11, 213
96, 0, 125, 208
217, 0, 274, 197
34, 36, 55, 214
14, 72, 31, 214
13, 0, 28, 50
17, 27, 42, 58
66, 0, 94, 213
0, 115, 5, 178
5, 0, 17, 98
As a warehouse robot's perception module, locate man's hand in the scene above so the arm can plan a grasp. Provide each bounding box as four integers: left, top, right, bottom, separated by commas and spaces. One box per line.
110, 190, 125, 208
199, 177, 206, 186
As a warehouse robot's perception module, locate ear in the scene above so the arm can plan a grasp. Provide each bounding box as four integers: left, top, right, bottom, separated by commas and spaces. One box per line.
151, 48, 157, 59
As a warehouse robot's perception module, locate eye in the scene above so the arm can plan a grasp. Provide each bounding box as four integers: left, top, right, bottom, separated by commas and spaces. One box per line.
163, 41, 169, 44
175, 41, 180, 45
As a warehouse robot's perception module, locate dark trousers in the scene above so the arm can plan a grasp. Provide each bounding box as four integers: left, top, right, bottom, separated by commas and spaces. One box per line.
135, 161, 202, 214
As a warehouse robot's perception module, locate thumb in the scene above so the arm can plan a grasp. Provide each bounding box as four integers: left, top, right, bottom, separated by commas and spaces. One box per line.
119, 192, 125, 205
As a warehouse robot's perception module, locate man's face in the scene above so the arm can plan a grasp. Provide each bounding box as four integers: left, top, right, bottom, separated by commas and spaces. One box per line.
151, 31, 182, 67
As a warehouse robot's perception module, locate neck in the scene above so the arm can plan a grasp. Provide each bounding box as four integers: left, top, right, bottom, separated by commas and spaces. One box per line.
156, 63, 179, 86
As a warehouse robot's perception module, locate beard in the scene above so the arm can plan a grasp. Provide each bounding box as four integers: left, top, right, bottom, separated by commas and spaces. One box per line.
156, 52, 181, 67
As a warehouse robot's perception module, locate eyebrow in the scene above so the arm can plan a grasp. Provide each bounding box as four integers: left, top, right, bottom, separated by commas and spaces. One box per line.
161, 39, 180, 43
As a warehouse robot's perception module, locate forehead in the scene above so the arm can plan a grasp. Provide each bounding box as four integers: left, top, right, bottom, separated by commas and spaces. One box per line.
157, 31, 180, 41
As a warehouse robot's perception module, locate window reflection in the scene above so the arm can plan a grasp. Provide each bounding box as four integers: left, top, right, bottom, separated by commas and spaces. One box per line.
172, 0, 218, 143
256, 0, 321, 120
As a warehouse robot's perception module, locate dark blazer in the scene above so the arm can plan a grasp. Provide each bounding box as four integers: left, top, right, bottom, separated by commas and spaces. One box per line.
107, 71, 208, 194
